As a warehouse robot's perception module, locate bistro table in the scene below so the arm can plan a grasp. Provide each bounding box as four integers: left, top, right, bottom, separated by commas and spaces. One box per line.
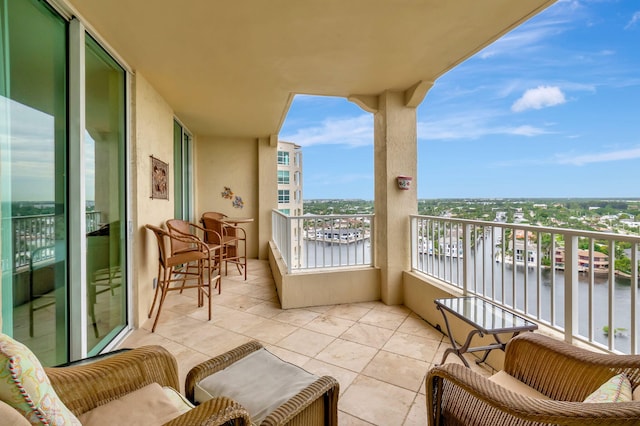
435, 296, 538, 367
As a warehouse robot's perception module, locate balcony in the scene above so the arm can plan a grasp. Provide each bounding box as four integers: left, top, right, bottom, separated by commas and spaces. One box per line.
271, 211, 640, 355
121, 259, 493, 426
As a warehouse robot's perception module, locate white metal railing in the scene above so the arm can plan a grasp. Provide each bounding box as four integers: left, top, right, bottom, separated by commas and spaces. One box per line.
272, 210, 374, 273
411, 215, 640, 355
12, 212, 102, 269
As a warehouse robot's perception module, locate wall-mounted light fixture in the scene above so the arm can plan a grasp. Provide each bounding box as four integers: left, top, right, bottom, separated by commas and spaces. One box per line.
396, 175, 412, 190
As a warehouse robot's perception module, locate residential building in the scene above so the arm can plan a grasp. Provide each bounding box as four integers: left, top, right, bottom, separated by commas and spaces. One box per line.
277, 141, 304, 268
277, 141, 303, 217
0, 0, 558, 372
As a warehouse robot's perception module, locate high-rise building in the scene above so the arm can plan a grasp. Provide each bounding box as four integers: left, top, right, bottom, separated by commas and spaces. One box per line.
277, 141, 304, 268
277, 141, 303, 216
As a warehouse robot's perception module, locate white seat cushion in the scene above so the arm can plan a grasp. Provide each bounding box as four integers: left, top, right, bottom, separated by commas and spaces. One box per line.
195, 348, 318, 425
488, 370, 551, 400
78, 383, 183, 426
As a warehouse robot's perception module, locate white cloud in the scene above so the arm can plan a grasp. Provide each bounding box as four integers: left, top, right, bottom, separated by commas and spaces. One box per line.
625, 11, 640, 29
554, 147, 640, 166
418, 108, 552, 141
280, 114, 373, 148
511, 86, 567, 112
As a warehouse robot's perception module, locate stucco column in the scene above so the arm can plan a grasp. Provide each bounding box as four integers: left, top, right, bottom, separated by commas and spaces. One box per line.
373, 91, 418, 305
257, 135, 278, 260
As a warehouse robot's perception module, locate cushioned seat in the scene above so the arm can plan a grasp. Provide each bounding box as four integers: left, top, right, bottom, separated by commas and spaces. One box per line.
187, 340, 339, 426
0, 333, 251, 425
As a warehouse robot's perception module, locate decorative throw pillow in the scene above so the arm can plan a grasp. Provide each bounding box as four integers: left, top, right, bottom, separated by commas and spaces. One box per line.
584, 373, 632, 403
0, 333, 81, 425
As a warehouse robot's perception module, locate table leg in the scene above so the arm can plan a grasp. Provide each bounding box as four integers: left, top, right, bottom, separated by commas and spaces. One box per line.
437, 305, 482, 367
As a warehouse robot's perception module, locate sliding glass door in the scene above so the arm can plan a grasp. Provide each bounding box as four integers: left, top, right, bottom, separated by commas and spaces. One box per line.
174, 120, 193, 220
0, 0, 128, 364
85, 35, 126, 355
0, 0, 69, 365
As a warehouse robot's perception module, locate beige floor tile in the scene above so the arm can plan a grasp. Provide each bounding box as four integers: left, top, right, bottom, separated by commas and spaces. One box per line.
272, 308, 321, 327
302, 359, 358, 396
242, 318, 297, 344
304, 315, 355, 337
306, 305, 336, 314
397, 316, 444, 341
219, 294, 264, 311
180, 324, 252, 357
324, 304, 371, 322
210, 308, 264, 333
315, 339, 378, 373
340, 376, 415, 426
338, 412, 375, 426
149, 315, 208, 344
359, 309, 408, 330
403, 396, 428, 426
361, 350, 428, 392
276, 328, 335, 357
383, 332, 442, 362
340, 323, 394, 349
245, 301, 283, 318
263, 345, 311, 366
369, 301, 411, 316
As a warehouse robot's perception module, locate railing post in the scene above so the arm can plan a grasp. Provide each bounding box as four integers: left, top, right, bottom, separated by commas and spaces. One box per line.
463, 224, 472, 295
564, 234, 579, 345
410, 216, 417, 270
285, 214, 292, 274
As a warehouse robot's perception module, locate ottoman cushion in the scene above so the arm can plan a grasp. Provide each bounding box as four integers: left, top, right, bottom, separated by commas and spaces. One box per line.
194, 348, 318, 424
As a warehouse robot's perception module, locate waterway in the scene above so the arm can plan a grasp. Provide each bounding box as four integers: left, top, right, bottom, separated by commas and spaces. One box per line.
302, 236, 639, 354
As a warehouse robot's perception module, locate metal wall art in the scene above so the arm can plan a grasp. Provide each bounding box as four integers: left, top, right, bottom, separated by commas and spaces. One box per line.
151, 156, 169, 200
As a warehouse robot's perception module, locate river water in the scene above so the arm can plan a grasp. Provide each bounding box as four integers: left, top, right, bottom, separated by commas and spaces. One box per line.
302, 237, 639, 354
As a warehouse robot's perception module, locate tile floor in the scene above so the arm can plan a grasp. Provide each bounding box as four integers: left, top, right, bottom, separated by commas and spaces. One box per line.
121, 259, 493, 426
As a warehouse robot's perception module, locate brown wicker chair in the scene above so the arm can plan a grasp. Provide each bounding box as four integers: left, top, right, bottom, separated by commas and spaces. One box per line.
186, 340, 339, 426
200, 212, 247, 280
145, 224, 215, 332
166, 219, 223, 293
46, 345, 250, 425
426, 332, 640, 425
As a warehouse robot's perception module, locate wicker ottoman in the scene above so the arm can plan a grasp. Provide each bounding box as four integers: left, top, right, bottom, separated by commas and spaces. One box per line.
186, 341, 339, 426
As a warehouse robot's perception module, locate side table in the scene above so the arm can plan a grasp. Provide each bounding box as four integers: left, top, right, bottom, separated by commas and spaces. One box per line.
435, 296, 538, 367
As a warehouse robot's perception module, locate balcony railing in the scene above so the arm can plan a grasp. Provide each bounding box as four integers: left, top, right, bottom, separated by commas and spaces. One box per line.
272, 210, 374, 273
12, 212, 102, 270
411, 215, 640, 355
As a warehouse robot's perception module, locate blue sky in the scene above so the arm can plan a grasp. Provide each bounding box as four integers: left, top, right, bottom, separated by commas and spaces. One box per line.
279, 0, 640, 200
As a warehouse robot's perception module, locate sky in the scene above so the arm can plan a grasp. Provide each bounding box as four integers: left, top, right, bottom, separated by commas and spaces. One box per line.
279, 0, 640, 200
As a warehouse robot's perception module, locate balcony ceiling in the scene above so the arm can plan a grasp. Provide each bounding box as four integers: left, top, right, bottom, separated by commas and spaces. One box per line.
67, 0, 555, 138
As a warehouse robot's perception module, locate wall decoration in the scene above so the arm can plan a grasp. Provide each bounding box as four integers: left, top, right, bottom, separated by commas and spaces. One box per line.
221, 186, 244, 209
150, 156, 169, 200
232, 196, 244, 209
221, 186, 234, 199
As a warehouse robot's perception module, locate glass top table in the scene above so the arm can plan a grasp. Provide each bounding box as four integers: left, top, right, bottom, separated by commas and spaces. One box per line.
435, 296, 538, 367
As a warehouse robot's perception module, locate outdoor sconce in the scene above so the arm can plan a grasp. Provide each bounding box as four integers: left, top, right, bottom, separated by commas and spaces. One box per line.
396, 175, 412, 190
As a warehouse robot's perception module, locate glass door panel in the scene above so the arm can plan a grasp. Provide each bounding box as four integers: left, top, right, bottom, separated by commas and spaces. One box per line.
85, 35, 126, 354
0, 0, 68, 366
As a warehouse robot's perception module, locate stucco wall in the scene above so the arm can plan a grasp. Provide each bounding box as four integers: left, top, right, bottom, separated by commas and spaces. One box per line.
131, 72, 175, 328
269, 241, 381, 309
404, 271, 507, 369
194, 135, 261, 259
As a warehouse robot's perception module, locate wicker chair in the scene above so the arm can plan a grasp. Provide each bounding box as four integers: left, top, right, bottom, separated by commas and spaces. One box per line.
186, 340, 339, 426
47, 345, 250, 425
145, 224, 215, 332
200, 212, 247, 280
426, 332, 640, 425
166, 219, 224, 293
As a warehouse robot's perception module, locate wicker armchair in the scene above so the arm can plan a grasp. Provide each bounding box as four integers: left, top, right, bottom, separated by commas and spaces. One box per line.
426, 332, 640, 425
46, 345, 250, 425
186, 340, 339, 426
